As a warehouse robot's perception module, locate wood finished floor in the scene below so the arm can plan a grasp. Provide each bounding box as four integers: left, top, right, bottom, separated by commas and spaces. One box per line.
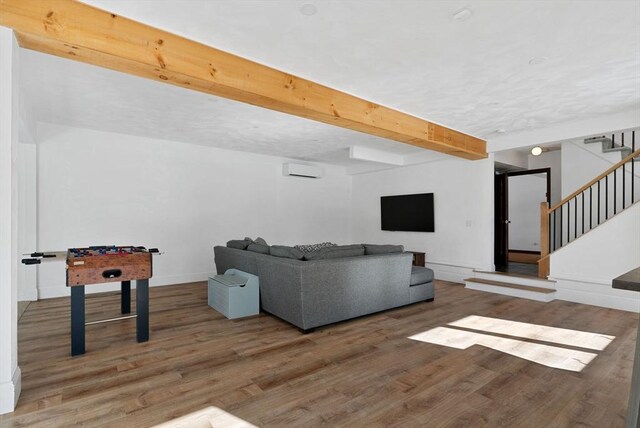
495, 262, 539, 277
1, 281, 638, 427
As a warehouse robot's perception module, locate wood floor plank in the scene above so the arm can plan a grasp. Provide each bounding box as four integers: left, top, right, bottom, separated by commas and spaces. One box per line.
0, 280, 637, 427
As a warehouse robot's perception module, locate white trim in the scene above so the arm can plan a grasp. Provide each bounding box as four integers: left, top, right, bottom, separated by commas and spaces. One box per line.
549, 273, 620, 286
426, 259, 486, 270
0, 28, 19, 417
426, 262, 476, 284
0, 366, 20, 415
551, 277, 640, 313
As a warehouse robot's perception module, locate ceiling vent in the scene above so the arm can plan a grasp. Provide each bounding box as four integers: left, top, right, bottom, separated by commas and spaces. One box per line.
282, 163, 323, 179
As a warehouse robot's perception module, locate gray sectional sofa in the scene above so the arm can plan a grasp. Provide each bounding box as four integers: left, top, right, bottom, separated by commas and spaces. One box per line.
213, 243, 434, 331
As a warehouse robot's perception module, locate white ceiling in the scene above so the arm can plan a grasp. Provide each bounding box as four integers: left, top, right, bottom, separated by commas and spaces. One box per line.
19, 0, 640, 165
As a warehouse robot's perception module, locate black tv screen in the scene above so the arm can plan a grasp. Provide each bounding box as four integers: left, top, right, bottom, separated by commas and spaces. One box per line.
381, 193, 434, 232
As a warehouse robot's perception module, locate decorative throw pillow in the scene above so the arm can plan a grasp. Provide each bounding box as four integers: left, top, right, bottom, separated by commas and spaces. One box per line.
294, 242, 337, 253
254, 237, 268, 246
304, 244, 365, 260
227, 239, 252, 250
270, 245, 305, 260
247, 243, 270, 254
363, 244, 404, 255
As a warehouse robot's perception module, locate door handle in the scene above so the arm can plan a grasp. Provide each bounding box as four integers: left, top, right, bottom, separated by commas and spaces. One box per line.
504, 220, 511, 224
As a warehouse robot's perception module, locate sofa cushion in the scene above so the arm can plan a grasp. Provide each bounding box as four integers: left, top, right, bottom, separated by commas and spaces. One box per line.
254, 237, 268, 246
270, 245, 305, 260
410, 266, 434, 286
304, 244, 365, 261
227, 239, 252, 250
364, 244, 404, 255
247, 243, 270, 255
295, 242, 337, 253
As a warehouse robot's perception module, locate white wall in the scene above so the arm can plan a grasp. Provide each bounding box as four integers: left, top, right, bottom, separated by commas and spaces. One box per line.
35, 123, 352, 298
559, 140, 640, 242
508, 174, 546, 251
351, 156, 494, 282
549, 203, 640, 312
0, 28, 21, 415
562, 140, 615, 198
494, 150, 528, 170
528, 150, 561, 205
17, 143, 37, 302
527, 150, 562, 250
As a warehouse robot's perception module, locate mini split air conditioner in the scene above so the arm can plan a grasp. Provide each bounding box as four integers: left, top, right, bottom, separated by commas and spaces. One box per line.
282, 163, 323, 179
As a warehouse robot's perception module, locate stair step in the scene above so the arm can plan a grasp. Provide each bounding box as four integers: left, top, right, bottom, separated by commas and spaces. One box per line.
473, 269, 556, 283
584, 136, 611, 144
464, 277, 556, 302
464, 278, 555, 294
472, 270, 557, 289
602, 146, 632, 155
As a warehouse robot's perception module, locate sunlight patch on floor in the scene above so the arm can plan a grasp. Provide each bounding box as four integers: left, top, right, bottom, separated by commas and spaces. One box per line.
408, 315, 617, 372
448, 315, 615, 351
409, 327, 598, 372
153, 406, 257, 428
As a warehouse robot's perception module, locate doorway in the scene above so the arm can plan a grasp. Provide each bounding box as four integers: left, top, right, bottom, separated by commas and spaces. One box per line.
494, 168, 551, 277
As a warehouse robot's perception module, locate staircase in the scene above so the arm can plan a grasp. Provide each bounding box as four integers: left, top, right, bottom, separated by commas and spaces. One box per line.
470, 129, 640, 304
584, 134, 640, 161
540, 130, 639, 278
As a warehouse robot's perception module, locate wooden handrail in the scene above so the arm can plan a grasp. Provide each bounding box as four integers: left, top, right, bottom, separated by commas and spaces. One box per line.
549, 147, 640, 212
538, 202, 550, 278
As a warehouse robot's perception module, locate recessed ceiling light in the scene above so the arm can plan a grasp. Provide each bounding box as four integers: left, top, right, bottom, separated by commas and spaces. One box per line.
300, 4, 318, 16
529, 56, 548, 65
531, 146, 543, 156
452, 8, 473, 22
496, 128, 507, 134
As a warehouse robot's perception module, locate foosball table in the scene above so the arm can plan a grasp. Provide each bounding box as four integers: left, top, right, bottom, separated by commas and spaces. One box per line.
22, 245, 160, 356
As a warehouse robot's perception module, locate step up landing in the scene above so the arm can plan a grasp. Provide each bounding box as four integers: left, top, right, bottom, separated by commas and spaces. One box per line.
465, 271, 557, 302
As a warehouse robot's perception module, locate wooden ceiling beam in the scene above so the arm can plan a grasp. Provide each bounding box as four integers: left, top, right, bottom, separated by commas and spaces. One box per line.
0, 0, 487, 160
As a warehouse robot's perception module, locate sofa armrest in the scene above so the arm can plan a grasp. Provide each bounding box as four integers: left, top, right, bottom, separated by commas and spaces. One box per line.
255, 256, 306, 328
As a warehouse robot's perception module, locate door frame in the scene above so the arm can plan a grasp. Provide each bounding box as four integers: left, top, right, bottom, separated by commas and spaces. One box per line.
494, 167, 551, 269
494, 173, 509, 268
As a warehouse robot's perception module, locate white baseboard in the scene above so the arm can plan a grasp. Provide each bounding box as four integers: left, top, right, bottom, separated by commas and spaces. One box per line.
550, 277, 640, 312
0, 366, 21, 415
18, 288, 37, 302
38, 272, 212, 299
426, 262, 476, 284
430, 264, 639, 312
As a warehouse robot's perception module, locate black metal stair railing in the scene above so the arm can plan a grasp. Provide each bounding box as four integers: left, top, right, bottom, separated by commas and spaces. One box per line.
545, 130, 640, 254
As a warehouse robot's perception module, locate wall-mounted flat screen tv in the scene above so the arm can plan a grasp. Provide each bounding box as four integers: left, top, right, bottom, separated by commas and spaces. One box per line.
381, 193, 434, 232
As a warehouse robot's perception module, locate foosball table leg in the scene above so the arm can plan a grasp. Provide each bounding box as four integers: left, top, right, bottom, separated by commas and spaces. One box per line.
70, 286, 85, 356
121, 281, 131, 314
136, 279, 149, 342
